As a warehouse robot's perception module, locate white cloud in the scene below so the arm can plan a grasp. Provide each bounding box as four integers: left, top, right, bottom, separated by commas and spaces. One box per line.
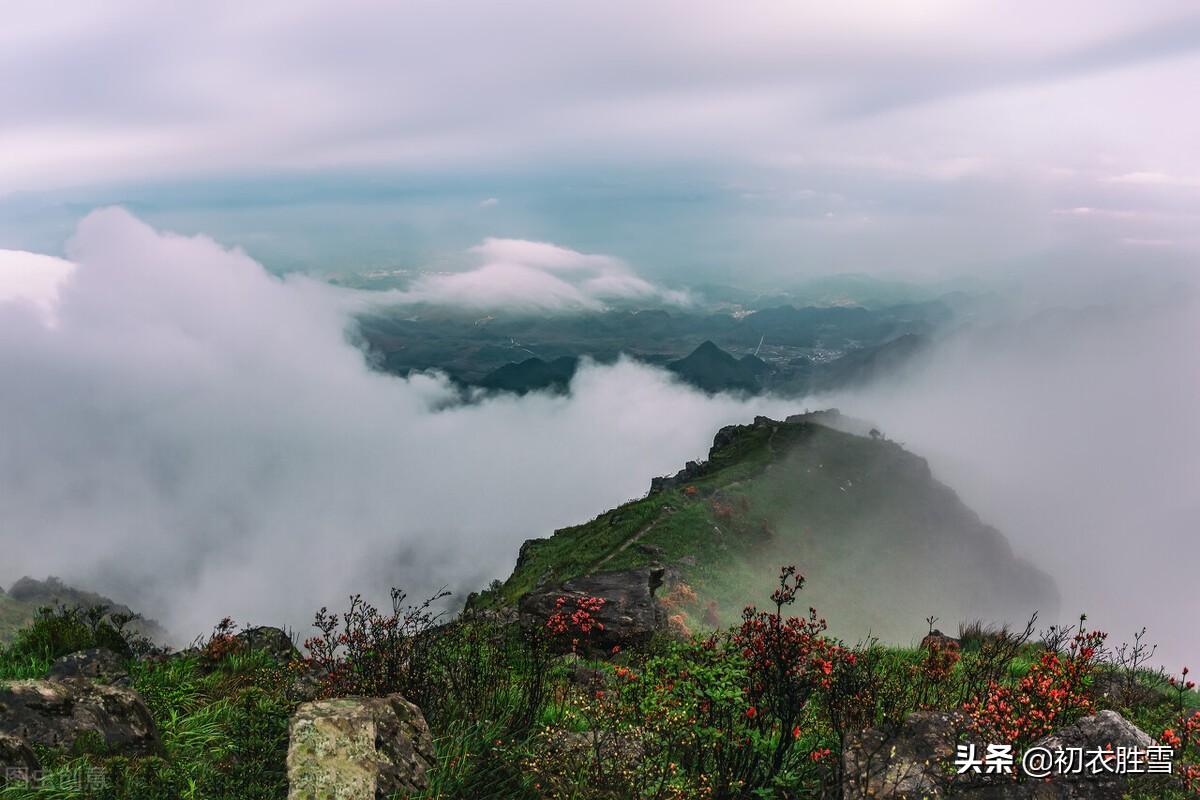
0, 249, 75, 324
0, 210, 788, 640
383, 237, 687, 312
479, 197, 499, 208
1105, 171, 1200, 187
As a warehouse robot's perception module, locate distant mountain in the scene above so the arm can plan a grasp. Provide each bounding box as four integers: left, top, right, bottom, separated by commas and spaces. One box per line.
482, 413, 1057, 645
666, 341, 762, 393
479, 356, 579, 394
0, 576, 169, 644
357, 300, 950, 397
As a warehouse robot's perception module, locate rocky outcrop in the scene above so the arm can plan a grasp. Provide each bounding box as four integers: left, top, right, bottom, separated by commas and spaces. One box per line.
236, 626, 301, 664
170, 624, 301, 672
46, 648, 129, 684
519, 567, 666, 654
842, 710, 1165, 799
287, 694, 435, 800
919, 629, 960, 652
0, 679, 159, 756
0, 733, 39, 784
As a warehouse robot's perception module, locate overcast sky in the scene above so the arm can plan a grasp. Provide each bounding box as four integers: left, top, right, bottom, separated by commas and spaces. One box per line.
3, 1, 1199, 279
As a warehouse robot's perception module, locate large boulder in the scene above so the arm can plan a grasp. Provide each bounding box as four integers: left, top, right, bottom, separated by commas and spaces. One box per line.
519, 567, 666, 654
842, 710, 970, 799
842, 710, 1166, 799
287, 694, 435, 800
46, 648, 129, 684
236, 626, 301, 664
1025, 710, 1159, 799
171, 624, 301, 672
0, 679, 159, 756
0, 733, 39, 784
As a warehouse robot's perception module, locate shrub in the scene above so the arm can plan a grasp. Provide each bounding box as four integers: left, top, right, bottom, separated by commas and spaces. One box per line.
303, 587, 448, 700
0, 604, 151, 680
964, 617, 1105, 747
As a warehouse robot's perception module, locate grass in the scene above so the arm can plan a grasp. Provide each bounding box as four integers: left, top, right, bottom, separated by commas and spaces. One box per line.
1, 596, 1197, 798
481, 417, 1057, 649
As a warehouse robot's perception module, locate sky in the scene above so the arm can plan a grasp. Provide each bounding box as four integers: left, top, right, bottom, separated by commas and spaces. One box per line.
2, 1, 1199, 280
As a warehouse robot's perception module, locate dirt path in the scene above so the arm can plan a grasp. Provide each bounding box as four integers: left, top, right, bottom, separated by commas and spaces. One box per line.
592, 509, 672, 570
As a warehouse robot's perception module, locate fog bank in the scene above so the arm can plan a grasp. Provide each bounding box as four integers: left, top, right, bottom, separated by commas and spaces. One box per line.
829, 291, 1200, 667
0, 209, 794, 641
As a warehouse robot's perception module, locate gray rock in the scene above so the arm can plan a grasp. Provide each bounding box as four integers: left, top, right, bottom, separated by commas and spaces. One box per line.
46, 648, 129, 684
0, 733, 39, 784
841, 710, 1165, 799
236, 626, 301, 664
519, 567, 666, 655
287, 694, 435, 800
1090, 672, 1164, 710
172, 624, 300, 672
0, 679, 160, 756
842, 710, 969, 799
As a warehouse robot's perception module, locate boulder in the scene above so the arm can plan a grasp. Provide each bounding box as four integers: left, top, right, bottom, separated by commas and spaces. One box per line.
1023, 710, 1158, 799
0, 679, 159, 756
0, 733, 39, 784
519, 567, 666, 654
1090, 672, 1164, 710
46, 648, 129, 684
842, 710, 970, 799
920, 629, 961, 652
171, 624, 301, 672
236, 626, 301, 664
287, 694, 434, 800
841, 710, 1165, 799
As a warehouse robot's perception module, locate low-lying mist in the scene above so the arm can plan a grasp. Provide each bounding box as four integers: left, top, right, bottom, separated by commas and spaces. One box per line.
827, 289, 1200, 667
0, 209, 795, 643
2, 209, 1194, 669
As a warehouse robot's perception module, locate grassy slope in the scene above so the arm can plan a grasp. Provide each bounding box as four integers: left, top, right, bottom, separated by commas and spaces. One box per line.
485, 416, 1058, 647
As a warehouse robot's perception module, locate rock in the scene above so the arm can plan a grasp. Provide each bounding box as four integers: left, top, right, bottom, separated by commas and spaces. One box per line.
518, 567, 666, 655
46, 648, 129, 684
842, 710, 970, 799
287, 694, 434, 800
919, 629, 960, 652
171, 624, 300, 672
1090, 672, 1164, 710
538, 729, 644, 767
1023, 710, 1158, 799
0, 679, 160, 756
649, 460, 707, 494
567, 664, 607, 689
841, 710, 1163, 799
287, 663, 331, 704
635, 543, 665, 557
0, 733, 39, 784
236, 626, 301, 664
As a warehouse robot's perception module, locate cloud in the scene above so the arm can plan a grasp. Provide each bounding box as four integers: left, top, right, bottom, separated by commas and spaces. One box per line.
479, 197, 499, 208
827, 288, 1200, 667
382, 237, 688, 312
2, 3, 1200, 280
0, 249, 75, 323
1105, 171, 1200, 187
0, 210, 788, 641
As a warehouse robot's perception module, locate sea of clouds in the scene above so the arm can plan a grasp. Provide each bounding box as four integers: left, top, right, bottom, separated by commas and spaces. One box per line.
0, 209, 790, 641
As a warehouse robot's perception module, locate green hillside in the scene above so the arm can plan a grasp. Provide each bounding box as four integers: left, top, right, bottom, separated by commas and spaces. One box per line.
480, 412, 1058, 645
